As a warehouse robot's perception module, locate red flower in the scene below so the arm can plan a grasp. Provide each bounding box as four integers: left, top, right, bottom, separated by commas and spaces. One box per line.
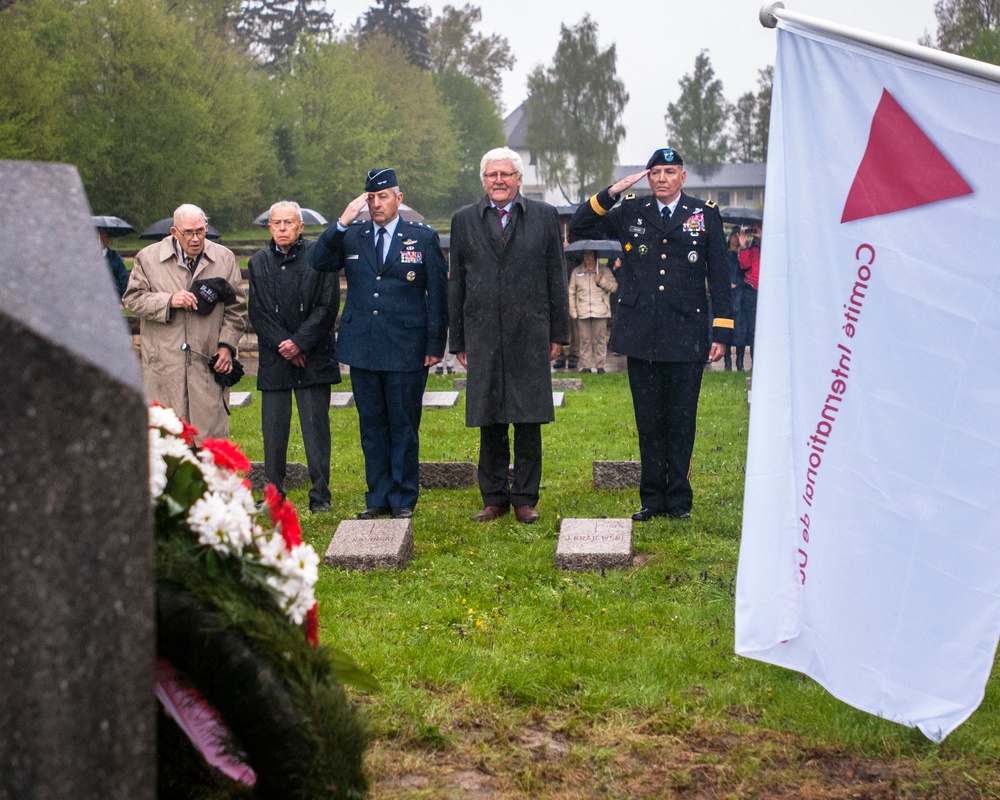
202, 438, 251, 474
264, 484, 302, 548
178, 418, 199, 447
305, 603, 320, 648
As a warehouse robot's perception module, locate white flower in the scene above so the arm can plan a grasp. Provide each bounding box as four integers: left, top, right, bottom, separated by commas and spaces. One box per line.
187, 491, 254, 554
148, 404, 184, 435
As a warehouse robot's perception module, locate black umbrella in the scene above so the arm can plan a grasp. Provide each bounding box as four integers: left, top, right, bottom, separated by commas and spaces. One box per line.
140, 218, 221, 240
720, 206, 763, 227
565, 238, 623, 256
253, 207, 329, 226
91, 215, 136, 236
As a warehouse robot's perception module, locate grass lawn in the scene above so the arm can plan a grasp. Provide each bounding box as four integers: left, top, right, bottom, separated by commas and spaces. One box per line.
228, 371, 1000, 799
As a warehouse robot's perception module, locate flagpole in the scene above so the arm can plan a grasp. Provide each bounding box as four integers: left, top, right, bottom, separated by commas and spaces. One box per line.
759, 1, 1000, 84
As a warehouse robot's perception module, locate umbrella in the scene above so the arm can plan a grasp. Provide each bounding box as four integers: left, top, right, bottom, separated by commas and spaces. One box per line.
91, 215, 136, 236
253, 207, 329, 227
357, 203, 425, 223
720, 206, 763, 227
140, 218, 221, 240
565, 238, 623, 256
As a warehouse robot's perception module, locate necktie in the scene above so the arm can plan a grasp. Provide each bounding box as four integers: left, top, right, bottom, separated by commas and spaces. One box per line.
375, 227, 386, 268
184, 255, 198, 273
661, 206, 671, 225
498, 208, 509, 229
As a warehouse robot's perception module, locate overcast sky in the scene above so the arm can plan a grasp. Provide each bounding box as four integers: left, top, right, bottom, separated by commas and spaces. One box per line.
328, 0, 941, 165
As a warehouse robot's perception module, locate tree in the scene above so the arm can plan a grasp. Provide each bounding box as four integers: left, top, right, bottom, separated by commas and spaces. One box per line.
0, 0, 270, 229
353, 37, 461, 216
238, 0, 335, 71
357, 0, 430, 69
924, 0, 1000, 52
730, 92, 757, 163
434, 69, 506, 209
260, 39, 396, 215
665, 50, 730, 174
754, 66, 773, 162
730, 66, 772, 163
525, 15, 628, 204
426, 4, 514, 108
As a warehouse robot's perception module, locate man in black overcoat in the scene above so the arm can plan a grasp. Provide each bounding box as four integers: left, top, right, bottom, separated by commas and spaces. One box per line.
311, 169, 448, 519
249, 201, 341, 513
569, 148, 733, 520
449, 147, 570, 524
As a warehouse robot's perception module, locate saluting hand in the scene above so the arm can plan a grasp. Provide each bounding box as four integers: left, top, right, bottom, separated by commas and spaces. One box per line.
338, 193, 370, 228
609, 169, 649, 197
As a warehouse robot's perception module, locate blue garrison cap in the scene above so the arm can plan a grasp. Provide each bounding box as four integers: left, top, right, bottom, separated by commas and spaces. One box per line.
645, 148, 684, 169
365, 168, 398, 192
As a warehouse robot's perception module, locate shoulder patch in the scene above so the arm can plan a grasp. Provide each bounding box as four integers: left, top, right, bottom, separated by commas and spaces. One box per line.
705, 200, 717, 208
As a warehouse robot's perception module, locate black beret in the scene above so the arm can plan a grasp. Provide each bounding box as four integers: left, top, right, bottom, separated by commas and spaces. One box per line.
365, 168, 398, 192
190, 277, 237, 315
645, 148, 684, 169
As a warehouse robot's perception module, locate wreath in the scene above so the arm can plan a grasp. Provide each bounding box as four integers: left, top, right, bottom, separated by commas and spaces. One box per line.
149, 404, 376, 799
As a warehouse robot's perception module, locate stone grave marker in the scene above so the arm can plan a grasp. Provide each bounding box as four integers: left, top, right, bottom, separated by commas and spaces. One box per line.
419, 461, 477, 489
248, 461, 310, 493
552, 391, 565, 408
324, 519, 415, 571
422, 391, 459, 408
229, 390, 252, 407
555, 518, 633, 571
592, 460, 642, 489
0, 161, 154, 799
330, 392, 355, 408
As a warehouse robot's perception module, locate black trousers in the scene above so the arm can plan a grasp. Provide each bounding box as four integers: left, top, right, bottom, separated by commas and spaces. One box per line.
626, 358, 706, 515
477, 422, 542, 508
261, 384, 332, 507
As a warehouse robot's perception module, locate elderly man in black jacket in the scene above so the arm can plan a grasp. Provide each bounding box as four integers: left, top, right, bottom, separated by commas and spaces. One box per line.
449, 147, 570, 524
249, 200, 341, 513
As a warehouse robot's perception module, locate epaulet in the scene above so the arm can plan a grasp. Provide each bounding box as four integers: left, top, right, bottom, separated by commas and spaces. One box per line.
412, 221, 432, 230
705, 200, 717, 208
624, 193, 636, 200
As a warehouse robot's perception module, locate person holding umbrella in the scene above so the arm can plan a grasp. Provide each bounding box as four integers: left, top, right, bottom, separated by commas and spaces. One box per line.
92, 216, 134, 299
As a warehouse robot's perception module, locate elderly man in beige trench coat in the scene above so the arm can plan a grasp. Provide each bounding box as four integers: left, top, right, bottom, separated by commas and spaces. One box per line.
124, 203, 246, 441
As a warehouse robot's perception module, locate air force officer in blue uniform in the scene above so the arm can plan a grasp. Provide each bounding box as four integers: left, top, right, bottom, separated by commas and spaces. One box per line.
311, 168, 448, 519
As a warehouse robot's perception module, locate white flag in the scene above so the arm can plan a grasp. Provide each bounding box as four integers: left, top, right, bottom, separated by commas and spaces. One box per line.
735, 19, 1000, 741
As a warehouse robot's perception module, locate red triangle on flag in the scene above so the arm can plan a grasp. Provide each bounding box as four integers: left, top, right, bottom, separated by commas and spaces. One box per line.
841, 89, 972, 223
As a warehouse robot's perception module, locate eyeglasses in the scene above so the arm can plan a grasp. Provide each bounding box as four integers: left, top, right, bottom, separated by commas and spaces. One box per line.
268, 219, 300, 228
484, 171, 518, 181
176, 227, 207, 238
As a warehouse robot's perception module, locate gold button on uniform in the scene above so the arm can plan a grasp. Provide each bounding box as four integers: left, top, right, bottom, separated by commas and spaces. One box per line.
660, 269, 665, 275
659, 286, 665, 291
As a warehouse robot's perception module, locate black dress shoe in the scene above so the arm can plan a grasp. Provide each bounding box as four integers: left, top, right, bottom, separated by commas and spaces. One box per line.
357, 506, 391, 520
391, 507, 413, 519
631, 507, 661, 522
667, 510, 691, 519
309, 502, 331, 514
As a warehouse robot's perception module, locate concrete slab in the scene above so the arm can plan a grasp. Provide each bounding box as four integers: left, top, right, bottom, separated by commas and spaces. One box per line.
422, 391, 459, 408
592, 461, 642, 489
324, 519, 414, 571
554, 518, 633, 571
229, 391, 252, 408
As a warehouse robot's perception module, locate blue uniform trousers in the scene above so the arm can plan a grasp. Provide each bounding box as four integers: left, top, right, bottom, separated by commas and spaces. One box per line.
350, 365, 428, 510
